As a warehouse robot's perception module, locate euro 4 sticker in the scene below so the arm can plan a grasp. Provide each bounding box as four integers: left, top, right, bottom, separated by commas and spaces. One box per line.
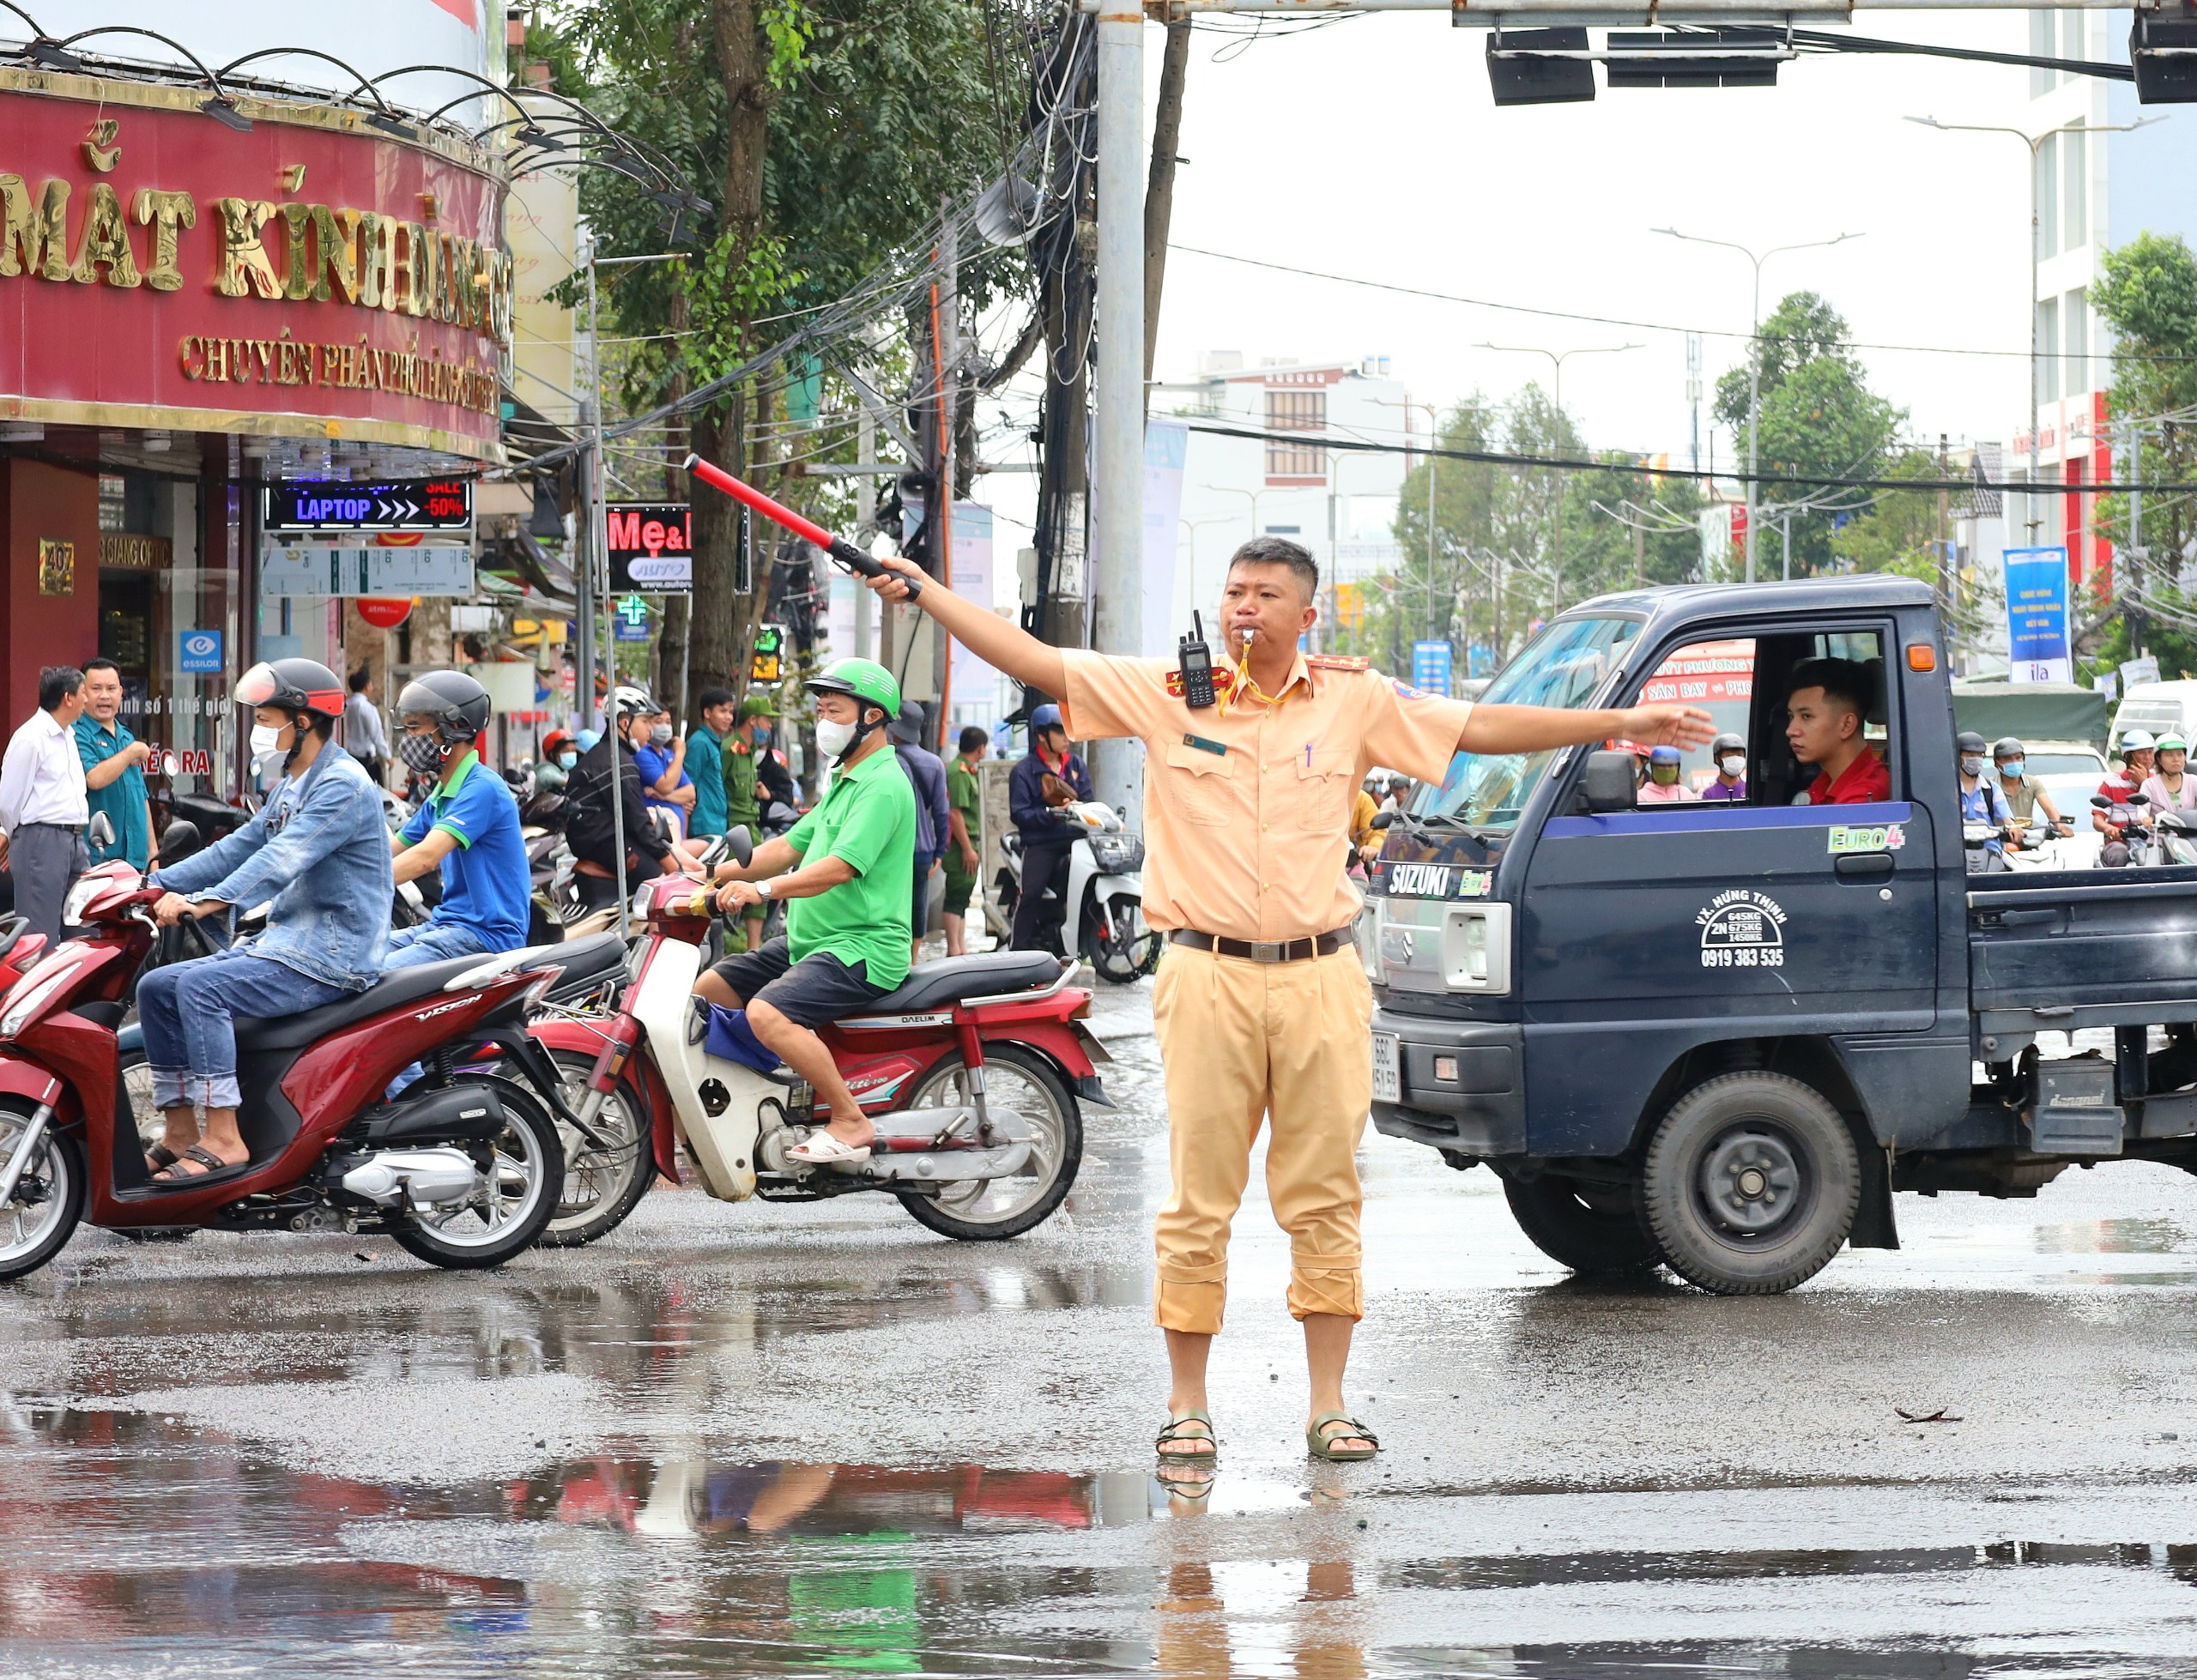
1827, 823, 1904, 855
1697, 889, 1787, 969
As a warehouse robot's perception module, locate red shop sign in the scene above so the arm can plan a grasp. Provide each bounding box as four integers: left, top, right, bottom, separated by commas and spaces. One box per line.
0, 75, 507, 459
355, 596, 413, 628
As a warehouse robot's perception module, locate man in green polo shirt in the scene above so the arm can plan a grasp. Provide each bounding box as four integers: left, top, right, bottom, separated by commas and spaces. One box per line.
699, 657, 916, 1166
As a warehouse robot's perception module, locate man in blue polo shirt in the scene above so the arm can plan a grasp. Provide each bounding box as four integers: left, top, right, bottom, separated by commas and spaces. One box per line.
384, 670, 530, 968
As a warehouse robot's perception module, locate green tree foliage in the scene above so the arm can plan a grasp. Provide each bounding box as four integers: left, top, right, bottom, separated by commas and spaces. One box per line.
2091, 231, 2197, 670
1351, 390, 1701, 676
1713, 291, 1902, 576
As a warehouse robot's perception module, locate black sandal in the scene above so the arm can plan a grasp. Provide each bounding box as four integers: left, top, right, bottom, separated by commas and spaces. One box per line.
149, 1145, 251, 1191
144, 1143, 179, 1173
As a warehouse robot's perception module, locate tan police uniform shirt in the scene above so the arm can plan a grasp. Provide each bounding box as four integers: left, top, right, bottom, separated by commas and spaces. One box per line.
1059, 648, 1473, 941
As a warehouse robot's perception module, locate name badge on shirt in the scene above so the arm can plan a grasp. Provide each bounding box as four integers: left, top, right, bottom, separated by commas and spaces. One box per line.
1181, 733, 1226, 757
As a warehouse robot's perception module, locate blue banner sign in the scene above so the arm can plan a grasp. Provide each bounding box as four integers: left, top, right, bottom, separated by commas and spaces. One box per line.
1412, 639, 1453, 696
2003, 546, 2070, 685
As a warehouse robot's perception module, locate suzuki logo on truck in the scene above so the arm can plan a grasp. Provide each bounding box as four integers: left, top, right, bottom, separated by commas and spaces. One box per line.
1387, 864, 1452, 897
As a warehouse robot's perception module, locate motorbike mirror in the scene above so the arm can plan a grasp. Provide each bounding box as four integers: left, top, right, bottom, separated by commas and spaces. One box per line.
722, 825, 754, 869
86, 811, 115, 849
1578, 750, 1637, 813
2091, 795, 2112, 808
1371, 810, 1395, 830
156, 819, 203, 865
2131, 792, 2153, 805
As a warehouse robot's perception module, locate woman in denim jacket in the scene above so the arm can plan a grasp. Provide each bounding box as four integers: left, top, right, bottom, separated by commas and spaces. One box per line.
136, 658, 393, 1187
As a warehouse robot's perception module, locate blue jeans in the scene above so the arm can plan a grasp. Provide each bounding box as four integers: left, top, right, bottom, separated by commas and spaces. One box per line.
385, 921, 493, 969
136, 949, 349, 1109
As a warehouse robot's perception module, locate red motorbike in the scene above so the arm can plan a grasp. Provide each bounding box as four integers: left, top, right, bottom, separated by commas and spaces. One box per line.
526, 855, 1113, 1246
0, 861, 579, 1281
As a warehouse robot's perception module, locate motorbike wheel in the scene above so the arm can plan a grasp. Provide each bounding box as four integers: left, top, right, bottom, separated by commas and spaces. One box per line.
0, 1101, 85, 1282
895, 1042, 1082, 1242
1083, 893, 1162, 984
386, 1077, 566, 1270
524, 1050, 656, 1248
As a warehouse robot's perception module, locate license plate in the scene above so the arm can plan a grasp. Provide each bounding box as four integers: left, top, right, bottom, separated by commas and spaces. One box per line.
1371, 1033, 1401, 1103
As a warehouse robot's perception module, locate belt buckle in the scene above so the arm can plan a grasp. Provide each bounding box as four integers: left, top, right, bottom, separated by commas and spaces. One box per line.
1250, 940, 1284, 963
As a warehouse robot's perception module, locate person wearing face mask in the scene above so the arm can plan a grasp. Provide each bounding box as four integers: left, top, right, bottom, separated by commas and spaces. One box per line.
565, 686, 684, 912
2140, 733, 2197, 817
1956, 729, 2012, 869
1698, 733, 1748, 802
384, 671, 530, 970
134, 659, 391, 1184
635, 708, 695, 842
696, 658, 917, 1165
2096, 729, 2156, 862
1635, 744, 1698, 803
533, 729, 577, 795
1991, 737, 2072, 839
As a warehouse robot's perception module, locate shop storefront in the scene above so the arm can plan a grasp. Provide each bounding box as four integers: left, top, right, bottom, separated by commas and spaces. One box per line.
0, 61, 508, 801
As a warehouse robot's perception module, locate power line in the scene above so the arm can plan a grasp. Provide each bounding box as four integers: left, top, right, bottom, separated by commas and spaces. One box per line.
1176, 419, 2197, 496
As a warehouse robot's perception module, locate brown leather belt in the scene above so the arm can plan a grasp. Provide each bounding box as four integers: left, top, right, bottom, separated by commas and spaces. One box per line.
1169, 928, 1354, 964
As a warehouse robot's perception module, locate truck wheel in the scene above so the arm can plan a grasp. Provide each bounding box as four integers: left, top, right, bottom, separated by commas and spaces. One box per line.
1502, 1173, 1662, 1274
1637, 1072, 1860, 1295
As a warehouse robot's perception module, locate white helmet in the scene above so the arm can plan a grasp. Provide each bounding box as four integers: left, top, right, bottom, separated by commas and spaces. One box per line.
610, 685, 659, 722
2122, 728, 2158, 753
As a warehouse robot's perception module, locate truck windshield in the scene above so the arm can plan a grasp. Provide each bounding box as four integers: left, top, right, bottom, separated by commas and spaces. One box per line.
1411, 616, 1641, 830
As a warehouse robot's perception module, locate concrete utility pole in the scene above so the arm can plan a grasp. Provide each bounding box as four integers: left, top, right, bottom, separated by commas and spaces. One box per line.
1143, 13, 1192, 396
1090, 2, 1146, 819
1653, 227, 1857, 585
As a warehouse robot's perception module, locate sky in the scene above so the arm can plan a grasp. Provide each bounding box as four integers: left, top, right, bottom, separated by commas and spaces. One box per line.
1143, 7, 2061, 466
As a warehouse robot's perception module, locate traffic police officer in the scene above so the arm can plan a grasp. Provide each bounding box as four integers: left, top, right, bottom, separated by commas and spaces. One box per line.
864, 536, 1710, 1465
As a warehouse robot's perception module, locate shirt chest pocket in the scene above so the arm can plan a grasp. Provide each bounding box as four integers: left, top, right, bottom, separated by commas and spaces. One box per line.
1160, 741, 1236, 826
1289, 748, 1356, 831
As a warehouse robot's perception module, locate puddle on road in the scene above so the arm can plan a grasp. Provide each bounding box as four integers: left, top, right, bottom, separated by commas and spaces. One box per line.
5, 1405, 2197, 1677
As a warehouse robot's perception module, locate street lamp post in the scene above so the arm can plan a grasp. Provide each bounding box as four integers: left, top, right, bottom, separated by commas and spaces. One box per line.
1475, 341, 1641, 609
1904, 114, 2158, 557
1651, 227, 1861, 584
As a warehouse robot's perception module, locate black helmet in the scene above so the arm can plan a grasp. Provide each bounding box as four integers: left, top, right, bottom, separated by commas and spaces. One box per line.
1955, 730, 1988, 755
236, 657, 346, 719
396, 670, 492, 746
1993, 736, 2025, 760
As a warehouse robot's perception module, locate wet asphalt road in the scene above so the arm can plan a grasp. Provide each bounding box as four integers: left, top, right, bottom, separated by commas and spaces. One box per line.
9, 988, 2197, 1677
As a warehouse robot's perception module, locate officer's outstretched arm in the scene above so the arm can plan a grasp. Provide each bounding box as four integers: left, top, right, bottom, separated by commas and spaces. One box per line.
867, 556, 1068, 697
1462, 701, 1716, 755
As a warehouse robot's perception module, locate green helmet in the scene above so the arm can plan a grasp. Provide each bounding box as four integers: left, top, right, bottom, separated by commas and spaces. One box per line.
737, 692, 780, 722
806, 656, 899, 721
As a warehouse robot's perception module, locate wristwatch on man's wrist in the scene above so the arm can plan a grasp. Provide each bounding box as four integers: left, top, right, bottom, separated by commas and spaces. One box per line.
754, 877, 773, 900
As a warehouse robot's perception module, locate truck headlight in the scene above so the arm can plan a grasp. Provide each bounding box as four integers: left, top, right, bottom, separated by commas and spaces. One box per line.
1441, 904, 1510, 994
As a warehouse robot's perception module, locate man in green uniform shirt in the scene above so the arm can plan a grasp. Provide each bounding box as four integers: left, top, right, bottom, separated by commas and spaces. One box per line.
942, 724, 986, 956
719, 692, 781, 951
699, 659, 916, 1166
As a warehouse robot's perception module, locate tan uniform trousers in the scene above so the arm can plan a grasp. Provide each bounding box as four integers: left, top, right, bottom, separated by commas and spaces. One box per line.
1150, 940, 1375, 1335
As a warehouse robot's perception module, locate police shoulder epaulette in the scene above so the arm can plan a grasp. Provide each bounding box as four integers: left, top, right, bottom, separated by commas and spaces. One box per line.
1165, 666, 1238, 698
1304, 654, 1371, 673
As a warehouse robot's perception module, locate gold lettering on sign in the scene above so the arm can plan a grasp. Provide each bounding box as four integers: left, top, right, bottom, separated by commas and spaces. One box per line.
210, 196, 282, 299
70, 183, 141, 287
357, 211, 394, 311
0, 175, 70, 281
130, 189, 196, 292
82, 120, 120, 173
37, 538, 75, 596
312, 205, 362, 305
175, 331, 500, 415
100, 532, 171, 571
278, 202, 314, 301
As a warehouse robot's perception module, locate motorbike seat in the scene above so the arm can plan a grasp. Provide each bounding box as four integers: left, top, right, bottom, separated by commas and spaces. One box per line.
859, 951, 1064, 1015
232, 952, 515, 1051
532, 930, 627, 1000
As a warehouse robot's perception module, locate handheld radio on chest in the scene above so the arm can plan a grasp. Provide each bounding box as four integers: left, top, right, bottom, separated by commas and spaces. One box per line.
1178, 612, 1217, 710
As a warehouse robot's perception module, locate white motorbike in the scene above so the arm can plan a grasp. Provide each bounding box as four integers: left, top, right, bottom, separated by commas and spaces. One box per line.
997, 801, 1161, 983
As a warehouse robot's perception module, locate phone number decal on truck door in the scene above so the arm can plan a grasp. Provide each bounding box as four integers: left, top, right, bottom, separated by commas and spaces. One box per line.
1698, 889, 1788, 968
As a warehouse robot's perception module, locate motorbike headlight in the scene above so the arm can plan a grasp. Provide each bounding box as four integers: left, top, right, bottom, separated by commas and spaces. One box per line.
1, 964, 76, 1041
62, 876, 101, 927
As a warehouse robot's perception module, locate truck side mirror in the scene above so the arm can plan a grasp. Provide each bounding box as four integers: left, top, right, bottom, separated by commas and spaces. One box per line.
1579, 750, 1638, 813
1371, 810, 1395, 830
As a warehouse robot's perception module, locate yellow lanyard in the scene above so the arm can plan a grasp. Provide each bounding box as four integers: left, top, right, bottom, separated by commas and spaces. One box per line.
1218, 647, 1294, 719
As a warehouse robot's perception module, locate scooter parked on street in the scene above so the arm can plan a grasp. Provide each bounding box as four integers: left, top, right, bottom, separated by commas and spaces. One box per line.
996, 801, 1160, 983
525, 831, 1110, 1247
0, 861, 577, 1281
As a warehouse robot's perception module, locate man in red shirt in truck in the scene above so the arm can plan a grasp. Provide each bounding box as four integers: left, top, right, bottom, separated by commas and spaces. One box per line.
1786, 656, 1891, 806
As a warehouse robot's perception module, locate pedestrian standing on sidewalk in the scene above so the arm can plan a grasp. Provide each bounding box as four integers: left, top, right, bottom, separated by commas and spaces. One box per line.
862, 536, 1710, 1470
943, 725, 988, 956
0, 667, 91, 945
891, 700, 950, 969
77, 658, 155, 873
343, 668, 389, 786
687, 686, 735, 841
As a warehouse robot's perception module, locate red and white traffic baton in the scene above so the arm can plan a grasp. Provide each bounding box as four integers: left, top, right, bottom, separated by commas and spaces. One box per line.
681, 454, 920, 598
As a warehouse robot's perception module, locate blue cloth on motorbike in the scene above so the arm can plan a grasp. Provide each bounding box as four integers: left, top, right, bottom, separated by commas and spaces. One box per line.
703, 1004, 782, 1074
1959, 777, 2012, 858
399, 748, 530, 952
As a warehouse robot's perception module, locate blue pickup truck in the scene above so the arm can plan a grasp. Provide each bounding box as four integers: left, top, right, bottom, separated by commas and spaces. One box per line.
1366, 575, 2196, 1294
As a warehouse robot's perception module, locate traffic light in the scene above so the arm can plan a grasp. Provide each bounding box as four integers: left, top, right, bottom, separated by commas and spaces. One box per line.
1486, 27, 1594, 106
2133, 12, 2197, 102
1606, 28, 1780, 88
749, 624, 787, 686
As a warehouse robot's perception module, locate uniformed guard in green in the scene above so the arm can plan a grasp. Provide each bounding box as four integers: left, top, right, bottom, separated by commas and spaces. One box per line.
722, 692, 781, 836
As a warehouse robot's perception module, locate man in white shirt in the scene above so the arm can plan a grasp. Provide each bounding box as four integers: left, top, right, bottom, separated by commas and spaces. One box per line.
343, 667, 389, 785
0, 667, 91, 944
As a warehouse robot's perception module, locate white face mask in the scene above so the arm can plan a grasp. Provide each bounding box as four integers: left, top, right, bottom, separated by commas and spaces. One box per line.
814, 717, 858, 760
1718, 755, 1745, 778
249, 723, 290, 772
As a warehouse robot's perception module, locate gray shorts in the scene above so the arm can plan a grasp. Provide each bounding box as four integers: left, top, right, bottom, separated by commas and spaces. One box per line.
708, 937, 891, 1027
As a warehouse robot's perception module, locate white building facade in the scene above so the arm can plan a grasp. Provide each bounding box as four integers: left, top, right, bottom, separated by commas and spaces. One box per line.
1157, 354, 1410, 645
